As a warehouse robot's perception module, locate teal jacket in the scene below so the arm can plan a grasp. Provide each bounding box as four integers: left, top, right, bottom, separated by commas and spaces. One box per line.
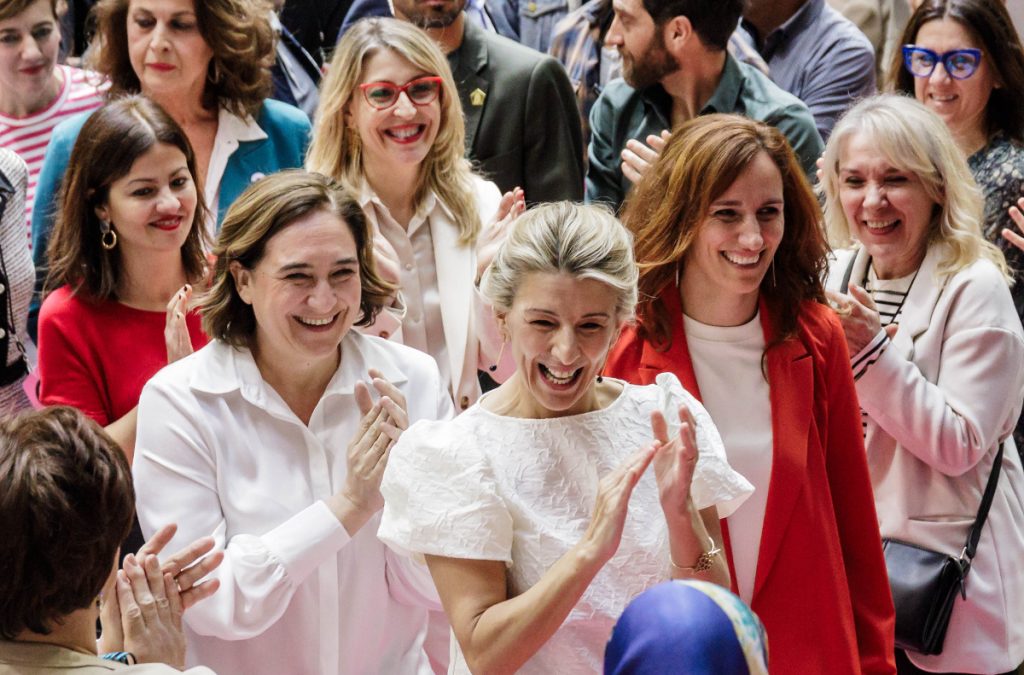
28, 99, 310, 339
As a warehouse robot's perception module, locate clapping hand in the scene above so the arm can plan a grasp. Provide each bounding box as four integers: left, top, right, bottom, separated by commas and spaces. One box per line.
1004, 197, 1024, 253
827, 284, 896, 354
476, 187, 525, 285
578, 445, 657, 566
164, 285, 194, 364
650, 406, 699, 524
621, 130, 671, 185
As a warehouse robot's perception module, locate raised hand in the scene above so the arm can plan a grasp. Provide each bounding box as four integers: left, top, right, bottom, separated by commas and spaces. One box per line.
339, 381, 393, 517
164, 285, 194, 364
827, 283, 895, 354
650, 407, 699, 524
621, 130, 671, 185
578, 445, 657, 566
1003, 197, 1024, 253
476, 187, 525, 285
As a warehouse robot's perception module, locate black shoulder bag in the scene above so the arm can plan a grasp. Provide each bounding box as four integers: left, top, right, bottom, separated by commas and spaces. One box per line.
882, 444, 1004, 655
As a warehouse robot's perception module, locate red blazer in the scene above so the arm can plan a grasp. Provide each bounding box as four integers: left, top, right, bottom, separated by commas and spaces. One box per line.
606, 287, 895, 675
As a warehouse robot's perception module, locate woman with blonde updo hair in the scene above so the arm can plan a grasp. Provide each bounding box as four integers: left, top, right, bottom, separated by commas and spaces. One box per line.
379, 201, 752, 673
308, 17, 522, 411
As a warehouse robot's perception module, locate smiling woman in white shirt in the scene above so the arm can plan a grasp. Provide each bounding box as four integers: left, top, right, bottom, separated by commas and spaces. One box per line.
132, 171, 454, 675
307, 18, 522, 412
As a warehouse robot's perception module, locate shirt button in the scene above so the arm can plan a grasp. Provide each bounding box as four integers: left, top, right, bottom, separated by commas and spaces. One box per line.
0, 283, 6, 294
0, 328, 7, 339
459, 395, 469, 410
404, 263, 413, 271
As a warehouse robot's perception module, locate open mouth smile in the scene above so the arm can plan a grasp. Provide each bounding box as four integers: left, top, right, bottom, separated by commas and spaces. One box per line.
721, 251, 763, 267
294, 314, 340, 330
385, 125, 426, 144
539, 363, 583, 388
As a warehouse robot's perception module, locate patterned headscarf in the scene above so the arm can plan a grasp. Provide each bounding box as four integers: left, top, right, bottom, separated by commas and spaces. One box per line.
604, 580, 769, 675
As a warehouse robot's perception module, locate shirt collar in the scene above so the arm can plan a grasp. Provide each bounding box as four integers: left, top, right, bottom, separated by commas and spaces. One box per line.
701, 53, 743, 115
356, 178, 451, 225
216, 105, 268, 144
741, 0, 822, 57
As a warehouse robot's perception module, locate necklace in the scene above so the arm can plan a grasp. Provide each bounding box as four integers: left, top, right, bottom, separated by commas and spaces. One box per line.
865, 257, 920, 326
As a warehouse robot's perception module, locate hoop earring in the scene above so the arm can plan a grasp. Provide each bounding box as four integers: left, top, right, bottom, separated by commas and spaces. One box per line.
100, 220, 117, 250
488, 340, 506, 373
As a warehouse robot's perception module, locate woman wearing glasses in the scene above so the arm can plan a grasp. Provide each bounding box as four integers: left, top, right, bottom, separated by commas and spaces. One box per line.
307, 18, 521, 412
889, 0, 1024, 318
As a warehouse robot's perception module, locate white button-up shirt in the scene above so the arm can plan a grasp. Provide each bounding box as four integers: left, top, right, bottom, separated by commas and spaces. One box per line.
133, 332, 455, 675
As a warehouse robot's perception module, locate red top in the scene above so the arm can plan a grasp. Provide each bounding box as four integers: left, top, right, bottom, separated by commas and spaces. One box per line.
38, 285, 208, 426
606, 285, 896, 675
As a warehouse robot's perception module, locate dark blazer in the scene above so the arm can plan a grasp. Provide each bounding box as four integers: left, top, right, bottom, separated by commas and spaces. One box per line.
606, 288, 896, 675
449, 20, 584, 202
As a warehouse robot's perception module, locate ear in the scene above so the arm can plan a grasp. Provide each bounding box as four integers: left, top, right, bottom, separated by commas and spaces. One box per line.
662, 14, 693, 54
94, 204, 109, 223
229, 260, 254, 305
494, 310, 509, 341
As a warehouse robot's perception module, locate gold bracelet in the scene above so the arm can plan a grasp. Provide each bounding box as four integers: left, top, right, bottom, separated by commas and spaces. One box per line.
670, 536, 722, 574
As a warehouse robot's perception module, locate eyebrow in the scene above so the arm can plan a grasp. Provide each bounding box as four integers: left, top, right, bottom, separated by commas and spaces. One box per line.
524, 308, 611, 318
125, 166, 190, 185
277, 259, 358, 272
711, 198, 783, 206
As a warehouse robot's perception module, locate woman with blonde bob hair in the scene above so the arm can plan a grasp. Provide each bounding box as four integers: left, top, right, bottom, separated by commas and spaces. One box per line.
132, 170, 457, 675
822, 94, 1024, 675
606, 113, 897, 674
380, 201, 753, 673
308, 17, 521, 411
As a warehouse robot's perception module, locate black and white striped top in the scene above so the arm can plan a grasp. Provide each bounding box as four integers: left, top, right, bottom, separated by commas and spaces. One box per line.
853, 267, 915, 435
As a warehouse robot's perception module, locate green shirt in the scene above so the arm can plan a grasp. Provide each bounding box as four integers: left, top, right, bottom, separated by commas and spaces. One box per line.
585, 53, 824, 209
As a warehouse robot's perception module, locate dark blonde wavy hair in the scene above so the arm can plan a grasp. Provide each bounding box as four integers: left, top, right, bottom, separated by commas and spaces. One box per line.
307, 18, 481, 245
624, 113, 828, 350
89, 0, 275, 118
201, 170, 396, 349
44, 95, 209, 301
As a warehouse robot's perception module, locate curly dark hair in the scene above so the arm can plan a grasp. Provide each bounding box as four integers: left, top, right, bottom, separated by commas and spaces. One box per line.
89, 0, 275, 118
624, 113, 828, 351
0, 406, 134, 639
887, 0, 1024, 143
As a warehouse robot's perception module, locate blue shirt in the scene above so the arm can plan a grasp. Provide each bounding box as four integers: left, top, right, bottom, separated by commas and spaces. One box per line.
737, 0, 876, 140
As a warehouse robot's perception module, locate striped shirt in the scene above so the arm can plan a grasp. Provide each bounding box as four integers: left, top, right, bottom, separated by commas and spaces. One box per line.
0, 65, 106, 246
853, 266, 915, 434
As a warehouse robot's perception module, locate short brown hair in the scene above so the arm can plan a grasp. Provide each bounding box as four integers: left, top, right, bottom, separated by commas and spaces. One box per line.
887, 0, 1024, 143
44, 95, 209, 301
89, 0, 275, 118
624, 113, 828, 349
0, 0, 58, 21
0, 406, 134, 639
201, 170, 396, 348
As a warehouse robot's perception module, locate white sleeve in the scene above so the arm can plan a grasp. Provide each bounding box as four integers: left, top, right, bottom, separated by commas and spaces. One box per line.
133, 379, 351, 641
655, 372, 755, 517
378, 418, 513, 563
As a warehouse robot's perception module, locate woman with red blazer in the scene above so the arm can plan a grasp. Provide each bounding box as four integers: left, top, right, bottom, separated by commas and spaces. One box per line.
606, 114, 896, 674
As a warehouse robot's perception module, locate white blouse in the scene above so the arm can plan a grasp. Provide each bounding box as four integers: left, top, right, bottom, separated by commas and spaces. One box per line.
379, 373, 754, 674
133, 332, 455, 675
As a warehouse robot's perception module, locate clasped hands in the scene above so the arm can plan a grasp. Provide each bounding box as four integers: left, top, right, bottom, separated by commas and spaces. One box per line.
98, 524, 223, 669
827, 284, 898, 355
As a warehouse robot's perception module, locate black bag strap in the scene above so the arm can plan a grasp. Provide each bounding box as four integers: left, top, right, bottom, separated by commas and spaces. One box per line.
963, 443, 1004, 562
839, 250, 857, 293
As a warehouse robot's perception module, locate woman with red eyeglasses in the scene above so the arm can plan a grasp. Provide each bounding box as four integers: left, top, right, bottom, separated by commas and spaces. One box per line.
308, 17, 523, 415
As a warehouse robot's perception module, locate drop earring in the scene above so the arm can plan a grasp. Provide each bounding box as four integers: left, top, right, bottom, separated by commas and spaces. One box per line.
489, 340, 506, 373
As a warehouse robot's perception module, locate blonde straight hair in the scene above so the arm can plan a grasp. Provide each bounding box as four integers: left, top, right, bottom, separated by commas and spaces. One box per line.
821, 94, 1009, 282
306, 18, 482, 245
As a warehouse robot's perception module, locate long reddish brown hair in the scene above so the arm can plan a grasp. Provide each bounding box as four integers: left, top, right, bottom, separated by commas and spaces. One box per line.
624, 113, 828, 350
